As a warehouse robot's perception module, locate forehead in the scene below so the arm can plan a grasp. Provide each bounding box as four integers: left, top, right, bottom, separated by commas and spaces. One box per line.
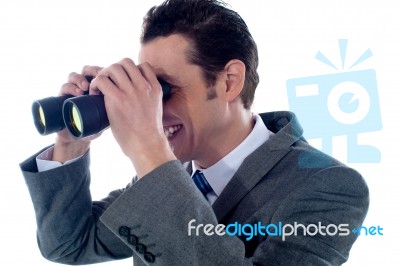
139, 34, 191, 68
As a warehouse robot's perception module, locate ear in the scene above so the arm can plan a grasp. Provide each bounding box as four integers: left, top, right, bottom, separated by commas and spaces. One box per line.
223, 59, 246, 103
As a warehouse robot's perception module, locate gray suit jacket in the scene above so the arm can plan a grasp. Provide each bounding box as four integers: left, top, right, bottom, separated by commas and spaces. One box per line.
21, 111, 369, 265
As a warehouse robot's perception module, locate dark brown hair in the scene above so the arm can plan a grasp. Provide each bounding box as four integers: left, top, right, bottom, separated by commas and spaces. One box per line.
141, 0, 259, 109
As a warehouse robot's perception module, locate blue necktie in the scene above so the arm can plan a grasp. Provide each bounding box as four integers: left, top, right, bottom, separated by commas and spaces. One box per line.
192, 170, 213, 198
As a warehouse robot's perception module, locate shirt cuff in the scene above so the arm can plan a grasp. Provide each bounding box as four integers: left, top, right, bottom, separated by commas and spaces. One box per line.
36, 146, 84, 172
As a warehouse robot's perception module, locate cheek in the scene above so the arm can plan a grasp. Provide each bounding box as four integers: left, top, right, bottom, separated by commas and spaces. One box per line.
177, 107, 206, 143
167, 90, 220, 134
190, 106, 221, 139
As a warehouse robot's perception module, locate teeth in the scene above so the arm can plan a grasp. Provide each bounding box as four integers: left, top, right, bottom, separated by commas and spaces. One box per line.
164, 125, 182, 138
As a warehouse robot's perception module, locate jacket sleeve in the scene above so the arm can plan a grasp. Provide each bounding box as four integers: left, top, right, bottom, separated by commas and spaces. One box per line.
100, 159, 249, 265
100, 160, 369, 266
21, 147, 248, 265
20, 148, 133, 265
21, 147, 369, 265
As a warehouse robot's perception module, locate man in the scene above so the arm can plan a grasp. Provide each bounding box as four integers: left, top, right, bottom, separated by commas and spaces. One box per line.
21, 0, 369, 265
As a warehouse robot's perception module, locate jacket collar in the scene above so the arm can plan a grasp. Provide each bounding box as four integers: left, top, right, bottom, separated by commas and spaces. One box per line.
210, 111, 304, 222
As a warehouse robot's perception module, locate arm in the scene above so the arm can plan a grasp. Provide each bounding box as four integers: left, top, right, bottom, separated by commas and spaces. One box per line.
21, 149, 133, 264
22, 151, 247, 265
100, 160, 249, 265
99, 160, 369, 266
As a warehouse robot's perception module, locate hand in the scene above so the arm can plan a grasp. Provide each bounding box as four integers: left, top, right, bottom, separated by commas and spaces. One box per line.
90, 58, 176, 178
53, 65, 103, 163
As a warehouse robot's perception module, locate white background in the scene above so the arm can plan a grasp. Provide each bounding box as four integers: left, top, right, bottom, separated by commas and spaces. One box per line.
1, 0, 399, 265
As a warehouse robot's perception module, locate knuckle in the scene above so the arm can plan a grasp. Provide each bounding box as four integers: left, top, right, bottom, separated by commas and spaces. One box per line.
120, 57, 134, 65
139, 62, 152, 72
81, 65, 92, 72
67, 72, 80, 81
60, 82, 77, 94
95, 74, 109, 83
141, 62, 151, 68
82, 65, 102, 76
96, 74, 108, 81
109, 63, 123, 72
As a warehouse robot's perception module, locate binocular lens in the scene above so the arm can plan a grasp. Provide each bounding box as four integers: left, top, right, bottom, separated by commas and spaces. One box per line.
71, 104, 83, 135
32, 95, 70, 135
63, 95, 109, 138
38, 106, 46, 128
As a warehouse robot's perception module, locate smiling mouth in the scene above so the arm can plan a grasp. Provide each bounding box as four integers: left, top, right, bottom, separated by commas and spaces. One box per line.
163, 125, 183, 139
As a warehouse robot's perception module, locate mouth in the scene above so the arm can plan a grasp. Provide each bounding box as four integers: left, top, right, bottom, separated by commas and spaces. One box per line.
163, 124, 183, 139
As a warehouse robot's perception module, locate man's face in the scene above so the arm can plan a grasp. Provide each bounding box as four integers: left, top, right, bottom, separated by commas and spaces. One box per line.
139, 34, 228, 166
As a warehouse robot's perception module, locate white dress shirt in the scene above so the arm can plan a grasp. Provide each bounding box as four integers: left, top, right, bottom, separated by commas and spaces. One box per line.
192, 114, 272, 205
36, 146, 83, 172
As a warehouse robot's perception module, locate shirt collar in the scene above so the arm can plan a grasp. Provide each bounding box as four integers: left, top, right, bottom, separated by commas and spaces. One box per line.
192, 114, 271, 196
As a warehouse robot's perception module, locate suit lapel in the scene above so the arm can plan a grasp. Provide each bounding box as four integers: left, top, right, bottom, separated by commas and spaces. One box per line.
185, 111, 304, 224
212, 111, 304, 223
211, 141, 289, 222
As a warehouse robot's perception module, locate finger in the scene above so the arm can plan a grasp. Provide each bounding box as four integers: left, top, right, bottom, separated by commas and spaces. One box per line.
104, 62, 134, 91
138, 62, 162, 98
81, 65, 103, 77
88, 62, 132, 95
81, 65, 103, 83
118, 58, 150, 93
89, 74, 118, 97
67, 72, 91, 92
59, 82, 84, 97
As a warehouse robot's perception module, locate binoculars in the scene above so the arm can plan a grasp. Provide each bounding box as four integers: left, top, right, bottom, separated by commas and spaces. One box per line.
32, 79, 171, 138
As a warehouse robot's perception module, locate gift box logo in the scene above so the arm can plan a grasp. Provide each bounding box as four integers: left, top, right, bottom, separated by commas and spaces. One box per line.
286, 39, 382, 166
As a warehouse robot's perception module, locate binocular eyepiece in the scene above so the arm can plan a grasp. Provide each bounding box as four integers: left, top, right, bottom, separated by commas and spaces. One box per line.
32, 80, 171, 138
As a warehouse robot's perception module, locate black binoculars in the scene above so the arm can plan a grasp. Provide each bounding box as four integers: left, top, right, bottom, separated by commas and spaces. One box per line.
32, 79, 171, 138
